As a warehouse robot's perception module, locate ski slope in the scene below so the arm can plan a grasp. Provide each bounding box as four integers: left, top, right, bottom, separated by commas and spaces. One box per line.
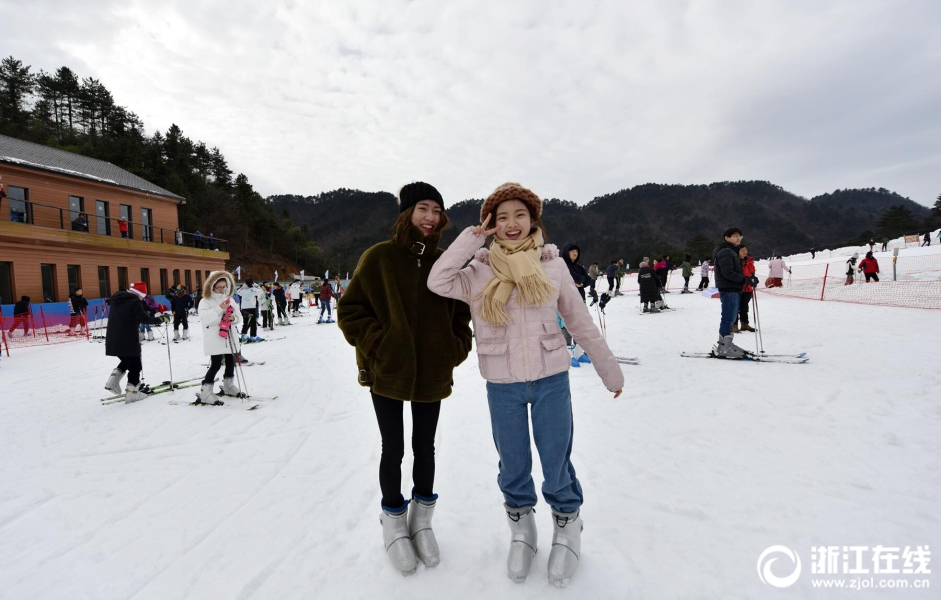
1, 290, 938, 598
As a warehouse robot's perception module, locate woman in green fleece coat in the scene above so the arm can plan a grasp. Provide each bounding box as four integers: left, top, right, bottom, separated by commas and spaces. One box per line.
337, 181, 473, 577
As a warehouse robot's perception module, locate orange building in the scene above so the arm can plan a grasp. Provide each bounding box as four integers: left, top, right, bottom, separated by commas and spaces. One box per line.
0, 134, 228, 304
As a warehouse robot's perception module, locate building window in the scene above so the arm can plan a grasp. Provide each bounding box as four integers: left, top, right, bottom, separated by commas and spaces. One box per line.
41, 264, 58, 303
120, 204, 133, 239
185, 269, 192, 291
172, 269, 180, 286
98, 266, 111, 299
205, 270, 210, 281
140, 268, 150, 292
67, 265, 82, 294
0, 261, 14, 304
95, 200, 111, 236
195, 269, 202, 289
8, 185, 29, 223
69, 195, 85, 222
140, 207, 153, 242
159, 268, 168, 294
117, 267, 129, 291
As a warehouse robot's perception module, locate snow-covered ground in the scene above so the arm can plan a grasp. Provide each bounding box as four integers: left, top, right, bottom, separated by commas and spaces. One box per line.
1, 288, 939, 599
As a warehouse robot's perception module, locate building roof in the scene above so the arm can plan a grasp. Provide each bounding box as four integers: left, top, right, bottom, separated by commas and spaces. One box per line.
0, 134, 185, 201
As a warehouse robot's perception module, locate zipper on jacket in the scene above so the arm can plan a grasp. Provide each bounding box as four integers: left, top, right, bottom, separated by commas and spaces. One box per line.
521, 296, 530, 379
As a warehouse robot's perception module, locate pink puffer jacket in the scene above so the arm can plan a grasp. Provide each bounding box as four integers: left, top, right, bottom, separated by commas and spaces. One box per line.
427, 227, 624, 391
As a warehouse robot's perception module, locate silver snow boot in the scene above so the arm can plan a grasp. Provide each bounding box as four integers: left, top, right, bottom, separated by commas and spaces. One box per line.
381, 504, 418, 576
182, 329, 190, 340
505, 504, 538, 582
197, 382, 223, 405
408, 496, 439, 567
138, 330, 145, 342
714, 334, 747, 359
146, 329, 155, 341
547, 508, 583, 587
124, 382, 150, 404
221, 377, 241, 397
173, 330, 180, 341
105, 368, 125, 395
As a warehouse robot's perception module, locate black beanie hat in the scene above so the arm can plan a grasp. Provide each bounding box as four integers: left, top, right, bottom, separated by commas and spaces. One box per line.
399, 182, 444, 214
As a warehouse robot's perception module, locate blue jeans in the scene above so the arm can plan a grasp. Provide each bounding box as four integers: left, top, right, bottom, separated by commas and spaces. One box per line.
486, 371, 583, 513
719, 292, 740, 336
319, 298, 332, 319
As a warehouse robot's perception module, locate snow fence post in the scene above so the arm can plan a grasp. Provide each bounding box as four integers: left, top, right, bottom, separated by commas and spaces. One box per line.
819, 263, 829, 302
38, 306, 50, 342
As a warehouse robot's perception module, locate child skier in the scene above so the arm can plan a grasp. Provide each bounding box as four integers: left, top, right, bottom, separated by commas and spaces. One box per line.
196, 271, 244, 405
103, 282, 169, 403
697, 260, 711, 290
427, 182, 623, 587
637, 260, 662, 312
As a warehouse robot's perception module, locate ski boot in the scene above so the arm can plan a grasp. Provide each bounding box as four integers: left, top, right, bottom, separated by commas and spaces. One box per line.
713, 335, 747, 359
381, 502, 418, 576
105, 368, 126, 395
505, 504, 538, 582
124, 382, 150, 404
221, 377, 242, 398
408, 493, 440, 567
317, 317, 324, 324
173, 330, 180, 341
182, 329, 190, 340
325, 318, 335, 324
196, 382, 224, 406
547, 508, 583, 587
252, 336, 264, 343
147, 329, 155, 341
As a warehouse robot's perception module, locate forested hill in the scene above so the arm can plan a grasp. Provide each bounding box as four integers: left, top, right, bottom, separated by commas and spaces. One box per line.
268, 182, 932, 270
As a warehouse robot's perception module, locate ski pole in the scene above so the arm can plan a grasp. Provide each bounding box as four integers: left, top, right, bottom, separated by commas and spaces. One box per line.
164, 320, 175, 391
752, 289, 765, 354
229, 328, 249, 398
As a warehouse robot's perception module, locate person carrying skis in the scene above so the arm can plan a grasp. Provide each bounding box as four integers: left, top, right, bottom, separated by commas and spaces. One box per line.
680, 255, 693, 293
427, 182, 623, 587
734, 246, 756, 332
68, 288, 89, 335
170, 284, 194, 341
697, 260, 711, 290
317, 280, 335, 323
337, 181, 473, 577
845, 253, 858, 285
561, 243, 589, 302
712, 228, 758, 358
196, 271, 244, 405
858, 252, 880, 282
638, 260, 663, 312
237, 279, 263, 342
103, 282, 169, 403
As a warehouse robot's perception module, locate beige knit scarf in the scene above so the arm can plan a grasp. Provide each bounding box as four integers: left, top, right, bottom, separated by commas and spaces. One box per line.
478, 229, 555, 326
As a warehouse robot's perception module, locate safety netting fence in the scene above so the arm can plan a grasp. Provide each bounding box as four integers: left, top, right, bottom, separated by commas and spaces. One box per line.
1, 299, 109, 355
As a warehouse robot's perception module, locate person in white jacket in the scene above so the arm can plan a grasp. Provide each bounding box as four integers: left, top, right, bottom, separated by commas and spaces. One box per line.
237, 279, 263, 342
197, 271, 244, 405
289, 281, 303, 316
767, 256, 790, 288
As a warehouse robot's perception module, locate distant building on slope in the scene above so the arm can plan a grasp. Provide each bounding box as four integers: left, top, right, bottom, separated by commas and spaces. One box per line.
0, 134, 227, 303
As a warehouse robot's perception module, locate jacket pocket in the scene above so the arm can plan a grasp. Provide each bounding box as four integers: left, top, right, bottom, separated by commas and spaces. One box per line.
477, 342, 510, 381
540, 336, 569, 376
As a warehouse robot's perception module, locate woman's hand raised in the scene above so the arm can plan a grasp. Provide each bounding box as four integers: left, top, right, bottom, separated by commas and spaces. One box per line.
472, 214, 500, 238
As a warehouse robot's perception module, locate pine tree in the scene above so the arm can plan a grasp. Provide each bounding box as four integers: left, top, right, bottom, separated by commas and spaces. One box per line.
876, 205, 919, 239
685, 233, 717, 262
0, 56, 35, 135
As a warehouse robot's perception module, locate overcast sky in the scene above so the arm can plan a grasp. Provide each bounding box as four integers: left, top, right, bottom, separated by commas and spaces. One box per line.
5, 0, 940, 207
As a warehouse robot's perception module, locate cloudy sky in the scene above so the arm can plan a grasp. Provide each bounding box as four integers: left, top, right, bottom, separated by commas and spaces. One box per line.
5, 0, 941, 207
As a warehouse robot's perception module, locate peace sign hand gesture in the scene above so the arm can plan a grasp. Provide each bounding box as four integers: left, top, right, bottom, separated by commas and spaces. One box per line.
472, 213, 500, 238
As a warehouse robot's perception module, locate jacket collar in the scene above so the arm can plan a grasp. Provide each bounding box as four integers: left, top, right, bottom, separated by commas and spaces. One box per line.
395, 225, 440, 257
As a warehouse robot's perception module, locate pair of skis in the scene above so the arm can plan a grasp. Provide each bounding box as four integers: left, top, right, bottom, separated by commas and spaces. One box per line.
100, 377, 204, 405
680, 351, 808, 364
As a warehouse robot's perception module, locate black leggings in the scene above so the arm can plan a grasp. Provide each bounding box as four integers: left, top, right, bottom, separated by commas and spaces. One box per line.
372, 393, 441, 510
739, 291, 753, 324
276, 302, 287, 319
698, 276, 709, 289
173, 312, 188, 331
204, 354, 235, 383
261, 310, 272, 328
240, 309, 257, 336
864, 273, 880, 282
117, 356, 143, 385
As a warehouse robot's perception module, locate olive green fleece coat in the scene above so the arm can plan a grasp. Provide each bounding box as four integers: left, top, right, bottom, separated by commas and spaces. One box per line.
337, 225, 473, 402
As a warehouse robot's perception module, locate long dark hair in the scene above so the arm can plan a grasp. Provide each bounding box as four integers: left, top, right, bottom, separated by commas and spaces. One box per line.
389, 205, 452, 249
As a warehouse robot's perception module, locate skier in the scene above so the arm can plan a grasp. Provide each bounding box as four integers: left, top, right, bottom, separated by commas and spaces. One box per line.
561, 243, 589, 302
881, 237, 889, 252
810, 247, 816, 259
272, 282, 289, 325
259, 283, 274, 331
8, 296, 30, 336
289, 280, 303, 316
196, 271, 244, 405
170, 284, 193, 341
615, 258, 626, 296
139, 293, 158, 342
858, 252, 880, 282
67, 288, 89, 335
697, 260, 711, 290
237, 278, 263, 342
734, 246, 756, 333
661, 255, 673, 292
337, 181, 473, 577
103, 282, 168, 403
679, 254, 693, 293
637, 260, 663, 312
845, 253, 858, 285
922, 233, 931, 247
605, 260, 617, 292
869, 238, 876, 253
653, 256, 668, 292
317, 279, 335, 323
767, 256, 789, 288
711, 228, 758, 358
587, 262, 600, 297
427, 182, 623, 587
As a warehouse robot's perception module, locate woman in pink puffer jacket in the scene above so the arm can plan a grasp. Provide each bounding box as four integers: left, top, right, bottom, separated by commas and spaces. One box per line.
427, 182, 623, 587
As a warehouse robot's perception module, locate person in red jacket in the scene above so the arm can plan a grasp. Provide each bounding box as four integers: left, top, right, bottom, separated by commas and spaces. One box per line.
318, 281, 335, 323
734, 246, 757, 332
858, 252, 880, 282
